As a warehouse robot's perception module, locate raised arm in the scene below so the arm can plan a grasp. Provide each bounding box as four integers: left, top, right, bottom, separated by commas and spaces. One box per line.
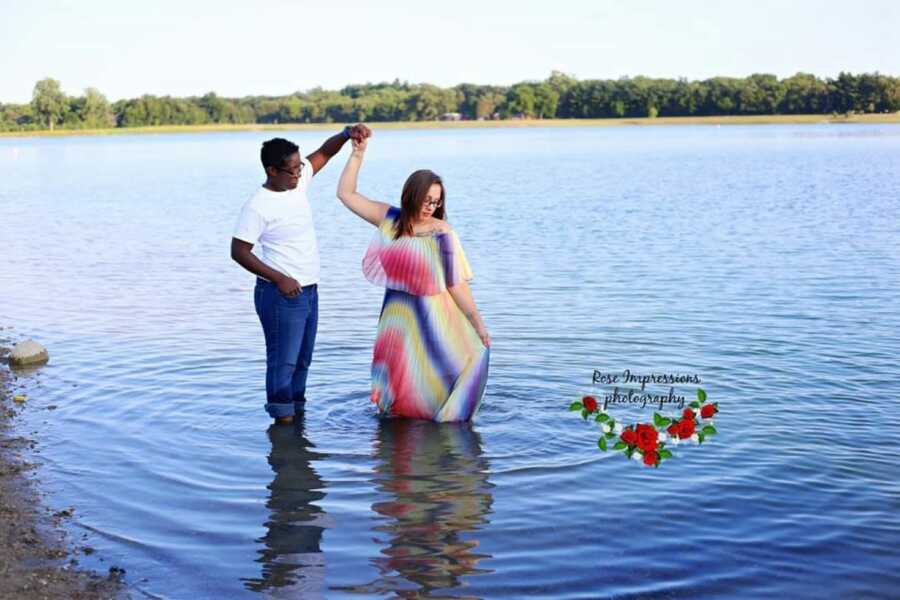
336, 136, 390, 226
306, 123, 371, 175
447, 281, 491, 347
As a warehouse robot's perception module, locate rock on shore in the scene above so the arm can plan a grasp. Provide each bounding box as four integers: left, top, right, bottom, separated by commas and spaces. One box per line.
9, 340, 49, 367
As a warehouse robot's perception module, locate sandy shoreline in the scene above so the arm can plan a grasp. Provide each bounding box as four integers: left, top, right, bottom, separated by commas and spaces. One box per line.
0, 333, 127, 599
1, 112, 899, 139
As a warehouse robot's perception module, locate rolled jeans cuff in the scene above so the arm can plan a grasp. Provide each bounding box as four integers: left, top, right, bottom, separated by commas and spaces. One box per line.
265, 399, 306, 419
265, 401, 293, 418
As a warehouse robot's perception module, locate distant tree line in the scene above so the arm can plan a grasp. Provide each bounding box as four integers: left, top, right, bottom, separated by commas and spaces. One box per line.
2, 71, 899, 132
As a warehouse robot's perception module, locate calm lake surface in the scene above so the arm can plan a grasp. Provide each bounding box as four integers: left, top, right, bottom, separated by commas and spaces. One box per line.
1, 125, 899, 599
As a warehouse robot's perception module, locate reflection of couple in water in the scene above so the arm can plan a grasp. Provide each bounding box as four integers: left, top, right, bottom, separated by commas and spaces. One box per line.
231, 125, 490, 425
242, 416, 493, 596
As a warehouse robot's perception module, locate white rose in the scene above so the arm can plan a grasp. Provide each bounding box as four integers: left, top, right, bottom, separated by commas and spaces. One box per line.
658, 433, 667, 443
632, 451, 643, 461
601, 424, 611, 434
691, 433, 700, 444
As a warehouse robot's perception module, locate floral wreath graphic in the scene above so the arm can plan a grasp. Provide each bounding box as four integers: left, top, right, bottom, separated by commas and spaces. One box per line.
569, 388, 719, 468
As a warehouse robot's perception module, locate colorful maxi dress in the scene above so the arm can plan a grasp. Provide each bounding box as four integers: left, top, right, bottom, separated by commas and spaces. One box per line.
363, 206, 490, 422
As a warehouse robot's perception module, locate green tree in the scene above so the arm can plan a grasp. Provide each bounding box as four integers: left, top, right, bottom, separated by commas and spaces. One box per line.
475, 93, 504, 119
547, 71, 577, 117
738, 73, 784, 114
0, 103, 35, 132
779, 73, 829, 113
80, 87, 114, 128
405, 85, 459, 120
828, 72, 859, 114
506, 84, 536, 117
199, 92, 228, 122
32, 78, 67, 130
533, 83, 560, 118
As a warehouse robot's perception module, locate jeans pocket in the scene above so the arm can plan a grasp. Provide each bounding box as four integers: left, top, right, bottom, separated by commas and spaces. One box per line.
277, 289, 309, 309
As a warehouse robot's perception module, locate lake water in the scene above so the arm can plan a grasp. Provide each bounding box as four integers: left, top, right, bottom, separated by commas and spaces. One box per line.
1, 124, 899, 599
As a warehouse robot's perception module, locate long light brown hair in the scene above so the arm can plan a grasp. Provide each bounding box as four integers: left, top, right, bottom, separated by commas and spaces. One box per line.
393, 169, 446, 239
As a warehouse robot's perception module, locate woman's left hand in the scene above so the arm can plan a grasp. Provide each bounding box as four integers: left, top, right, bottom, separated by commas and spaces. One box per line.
476, 324, 491, 348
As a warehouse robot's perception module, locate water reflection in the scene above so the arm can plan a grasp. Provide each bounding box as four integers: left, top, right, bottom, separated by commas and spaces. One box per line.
346, 419, 494, 598
242, 417, 328, 595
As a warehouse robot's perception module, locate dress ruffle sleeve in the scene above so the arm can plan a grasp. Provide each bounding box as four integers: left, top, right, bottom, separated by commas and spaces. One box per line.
438, 230, 474, 287
362, 206, 472, 296
362, 206, 400, 289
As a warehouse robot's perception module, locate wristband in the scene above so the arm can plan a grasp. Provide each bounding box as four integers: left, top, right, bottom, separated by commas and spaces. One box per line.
342, 125, 353, 140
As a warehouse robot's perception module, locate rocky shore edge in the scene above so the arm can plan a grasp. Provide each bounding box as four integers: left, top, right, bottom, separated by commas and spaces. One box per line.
0, 333, 128, 599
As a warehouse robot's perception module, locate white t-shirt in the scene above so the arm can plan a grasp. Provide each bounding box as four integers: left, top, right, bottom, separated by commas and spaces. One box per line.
233, 156, 320, 285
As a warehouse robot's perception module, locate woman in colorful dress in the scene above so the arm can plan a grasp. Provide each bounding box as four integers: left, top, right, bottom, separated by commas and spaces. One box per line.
337, 136, 490, 422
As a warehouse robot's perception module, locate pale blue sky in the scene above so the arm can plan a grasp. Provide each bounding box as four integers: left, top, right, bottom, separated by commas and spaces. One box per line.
1, 0, 897, 103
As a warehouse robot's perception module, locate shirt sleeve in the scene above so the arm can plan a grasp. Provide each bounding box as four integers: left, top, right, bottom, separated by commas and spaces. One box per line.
298, 155, 314, 192
233, 204, 265, 244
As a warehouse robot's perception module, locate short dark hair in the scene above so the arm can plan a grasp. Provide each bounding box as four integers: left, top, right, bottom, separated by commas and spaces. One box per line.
260, 138, 299, 170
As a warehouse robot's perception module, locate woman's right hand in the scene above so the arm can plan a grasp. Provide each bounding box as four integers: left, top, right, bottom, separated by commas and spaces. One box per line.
352, 136, 368, 155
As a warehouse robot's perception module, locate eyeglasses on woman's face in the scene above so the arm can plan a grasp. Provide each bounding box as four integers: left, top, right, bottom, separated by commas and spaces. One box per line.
423, 198, 443, 209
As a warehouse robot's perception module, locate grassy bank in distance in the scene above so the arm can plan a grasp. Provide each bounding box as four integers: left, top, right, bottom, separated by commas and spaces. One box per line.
2, 113, 899, 139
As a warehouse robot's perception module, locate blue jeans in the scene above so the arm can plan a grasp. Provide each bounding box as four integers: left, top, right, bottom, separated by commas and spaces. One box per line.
254, 278, 318, 418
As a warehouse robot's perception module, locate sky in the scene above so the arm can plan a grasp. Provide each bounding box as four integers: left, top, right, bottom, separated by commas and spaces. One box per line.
1, 0, 898, 103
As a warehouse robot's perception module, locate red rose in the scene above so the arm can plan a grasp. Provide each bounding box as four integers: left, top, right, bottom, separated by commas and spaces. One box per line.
700, 404, 716, 419
620, 428, 637, 445
583, 396, 598, 413
678, 418, 696, 439
683, 408, 695, 420
643, 450, 658, 466
635, 423, 658, 452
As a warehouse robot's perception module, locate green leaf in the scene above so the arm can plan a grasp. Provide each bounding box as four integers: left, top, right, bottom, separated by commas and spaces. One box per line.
625, 447, 634, 459
598, 437, 607, 451
702, 425, 717, 435
698, 432, 705, 444
613, 441, 627, 450
581, 409, 589, 420
689, 401, 700, 409
659, 449, 673, 459
605, 431, 616, 439
659, 417, 672, 427
569, 401, 583, 412
697, 388, 707, 403
598, 413, 610, 423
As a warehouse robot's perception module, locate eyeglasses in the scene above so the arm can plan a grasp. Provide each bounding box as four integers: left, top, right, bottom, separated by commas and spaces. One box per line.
423, 199, 443, 208
276, 163, 304, 177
